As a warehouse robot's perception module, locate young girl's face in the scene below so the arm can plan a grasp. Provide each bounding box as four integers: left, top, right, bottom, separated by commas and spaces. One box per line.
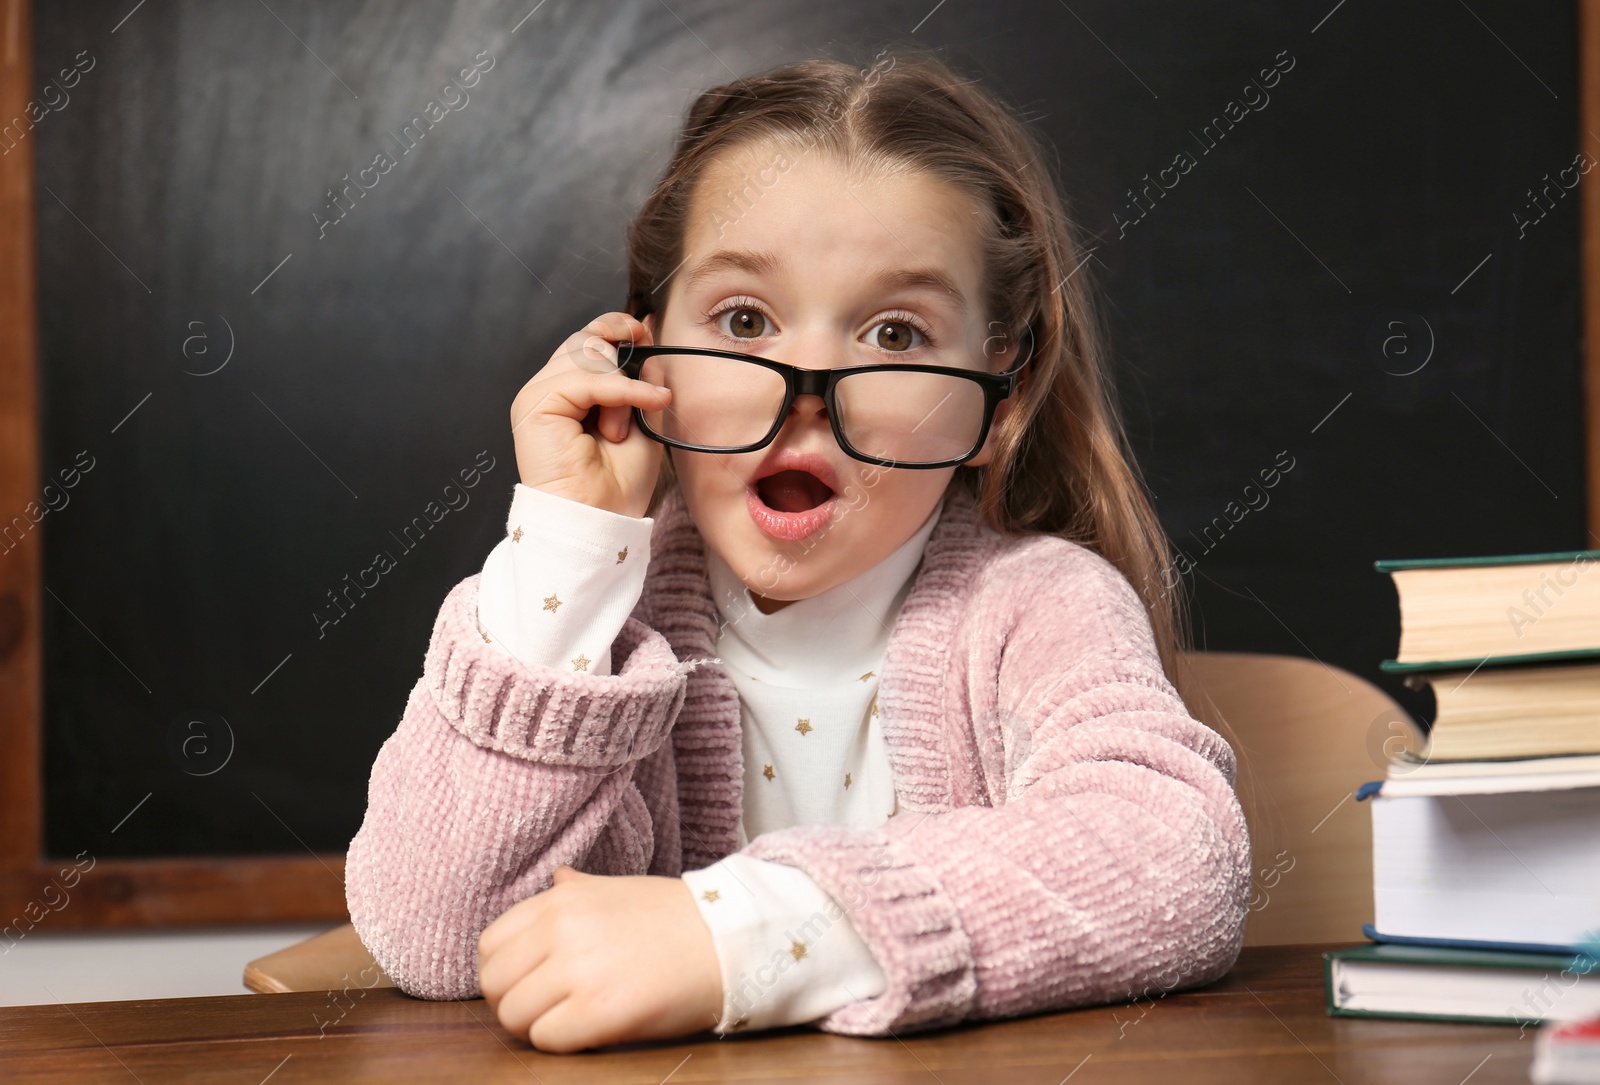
645, 142, 1016, 614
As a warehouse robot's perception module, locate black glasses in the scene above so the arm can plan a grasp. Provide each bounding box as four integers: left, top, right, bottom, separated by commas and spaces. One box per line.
613, 327, 1033, 469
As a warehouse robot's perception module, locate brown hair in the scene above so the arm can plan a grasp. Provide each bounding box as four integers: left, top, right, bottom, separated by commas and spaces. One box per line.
622, 50, 1193, 682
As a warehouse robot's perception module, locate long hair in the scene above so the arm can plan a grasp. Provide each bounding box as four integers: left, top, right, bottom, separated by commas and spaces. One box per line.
621, 50, 1193, 682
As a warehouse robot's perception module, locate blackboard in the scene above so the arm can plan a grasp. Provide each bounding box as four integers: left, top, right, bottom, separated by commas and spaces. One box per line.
31, 0, 1581, 862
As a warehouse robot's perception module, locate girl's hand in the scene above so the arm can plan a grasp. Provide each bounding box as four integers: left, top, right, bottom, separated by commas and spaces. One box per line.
510, 312, 672, 518
478, 865, 725, 1052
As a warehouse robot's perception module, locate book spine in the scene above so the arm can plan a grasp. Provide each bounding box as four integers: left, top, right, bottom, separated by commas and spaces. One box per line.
1375, 549, 1600, 572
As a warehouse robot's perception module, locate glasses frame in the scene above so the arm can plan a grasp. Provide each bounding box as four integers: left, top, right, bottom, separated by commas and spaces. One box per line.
613, 325, 1035, 469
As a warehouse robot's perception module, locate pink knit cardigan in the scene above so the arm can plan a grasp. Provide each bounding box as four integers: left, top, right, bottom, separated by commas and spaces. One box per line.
344, 480, 1251, 1036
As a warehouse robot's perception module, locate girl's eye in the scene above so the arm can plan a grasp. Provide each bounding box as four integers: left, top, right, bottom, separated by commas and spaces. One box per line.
868, 319, 925, 352
718, 307, 767, 339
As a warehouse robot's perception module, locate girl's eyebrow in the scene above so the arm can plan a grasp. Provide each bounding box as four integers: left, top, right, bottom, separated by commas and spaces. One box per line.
684, 248, 968, 315
868, 266, 968, 315
683, 248, 783, 290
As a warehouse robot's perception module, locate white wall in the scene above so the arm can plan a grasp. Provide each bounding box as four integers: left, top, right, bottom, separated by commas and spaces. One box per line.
0, 925, 334, 1006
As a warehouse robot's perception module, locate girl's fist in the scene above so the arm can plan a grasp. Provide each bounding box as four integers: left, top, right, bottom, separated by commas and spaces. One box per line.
478, 866, 725, 1052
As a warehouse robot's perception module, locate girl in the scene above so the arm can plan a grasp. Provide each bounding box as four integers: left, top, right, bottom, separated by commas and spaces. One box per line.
345, 51, 1250, 1053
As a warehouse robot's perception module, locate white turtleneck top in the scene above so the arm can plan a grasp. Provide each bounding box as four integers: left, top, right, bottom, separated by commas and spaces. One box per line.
476, 483, 943, 1033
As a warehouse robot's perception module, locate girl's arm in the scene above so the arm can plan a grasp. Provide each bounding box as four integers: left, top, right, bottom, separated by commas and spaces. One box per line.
349, 304, 686, 1002
483, 482, 894, 1031
738, 537, 1252, 1036
343, 566, 698, 1001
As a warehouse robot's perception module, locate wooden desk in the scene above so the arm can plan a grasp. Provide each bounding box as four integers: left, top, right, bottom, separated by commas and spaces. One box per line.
0, 944, 1535, 1083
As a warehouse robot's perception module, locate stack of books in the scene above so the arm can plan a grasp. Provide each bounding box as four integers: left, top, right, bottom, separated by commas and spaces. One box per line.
1323, 549, 1600, 1028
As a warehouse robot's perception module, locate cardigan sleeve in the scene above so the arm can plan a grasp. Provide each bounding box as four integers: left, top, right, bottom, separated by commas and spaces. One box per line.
344, 570, 700, 1001
738, 538, 1252, 1036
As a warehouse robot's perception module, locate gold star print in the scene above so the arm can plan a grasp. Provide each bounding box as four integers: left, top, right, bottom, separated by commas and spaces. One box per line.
870, 694, 879, 718
571, 653, 590, 671
481, 630, 492, 643
701, 888, 720, 903
512, 526, 524, 542
844, 772, 852, 789
762, 764, 775, 782
616, 545, 628, 563
543, 592, 563, 613
859, 670, 875, 681
795, 718, 813, 736
789, 940, 808, 961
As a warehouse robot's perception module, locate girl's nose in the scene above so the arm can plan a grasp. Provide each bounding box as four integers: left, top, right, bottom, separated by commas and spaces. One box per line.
785, 392, 828, 423
777, 391, 837, 450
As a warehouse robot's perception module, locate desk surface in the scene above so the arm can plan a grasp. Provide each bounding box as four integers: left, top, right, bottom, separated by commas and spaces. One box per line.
0, 943, 1535, 1083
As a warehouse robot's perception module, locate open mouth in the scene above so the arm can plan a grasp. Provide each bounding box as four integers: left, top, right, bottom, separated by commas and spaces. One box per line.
755, 469, 835, 512
747, 467, 840, 543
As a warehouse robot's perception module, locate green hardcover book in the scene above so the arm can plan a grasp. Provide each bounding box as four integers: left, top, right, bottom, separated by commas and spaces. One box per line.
1385, 659, 1600, 761
1324, 942, 1600, 1026
1373, 548, 1600, 673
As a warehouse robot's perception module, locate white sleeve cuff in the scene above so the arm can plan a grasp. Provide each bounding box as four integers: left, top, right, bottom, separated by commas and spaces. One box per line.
476, 483, 654, 676
680, 853, 888, 1034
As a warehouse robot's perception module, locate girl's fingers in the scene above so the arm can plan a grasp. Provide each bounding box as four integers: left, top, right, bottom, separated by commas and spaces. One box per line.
480, 927, 555, 1008
526, 368, 669, 429
583, 311, 653, 350
493, 960, 570, 1041
578, 334, 619, 374
567, 371, 667, 427
482, 867, 584, 968
562, 319, 641, 369
541, 312, 652, 384
597, 400, 630, 443
479, 895, 546, 959
526, 993, 617, 1054
560, 313, 659, 443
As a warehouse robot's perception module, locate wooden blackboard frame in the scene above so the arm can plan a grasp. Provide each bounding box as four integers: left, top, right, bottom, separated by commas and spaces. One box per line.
1, 0, 344, 929
0, 0, 1597, 928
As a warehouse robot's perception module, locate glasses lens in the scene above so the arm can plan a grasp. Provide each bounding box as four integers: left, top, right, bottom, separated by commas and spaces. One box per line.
833, 369, 987, 464
637, 353, 786, 450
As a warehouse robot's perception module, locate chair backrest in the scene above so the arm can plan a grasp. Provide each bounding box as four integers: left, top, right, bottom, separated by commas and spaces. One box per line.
1172, 650, 1424, 946
243, 921, 394, 994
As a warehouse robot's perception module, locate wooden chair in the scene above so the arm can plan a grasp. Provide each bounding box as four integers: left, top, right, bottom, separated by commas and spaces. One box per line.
243, 650, 1420, 992
244, 921, 394, 994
